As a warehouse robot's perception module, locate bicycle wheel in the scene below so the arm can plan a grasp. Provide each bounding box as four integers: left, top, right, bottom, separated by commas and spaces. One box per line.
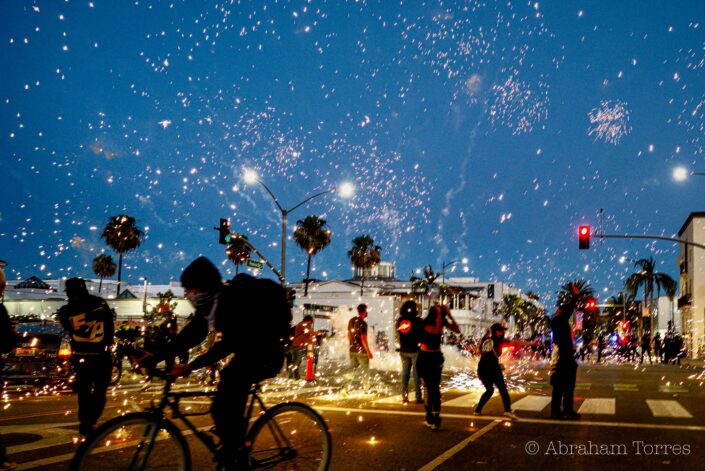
70, 412, 191, 471
247, 402, 331, 471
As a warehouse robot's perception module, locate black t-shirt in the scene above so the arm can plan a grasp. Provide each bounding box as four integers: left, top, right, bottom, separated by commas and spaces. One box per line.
397, 315, 421, 353
57, 295, 114, 355
478, 336, 509, 372
348, 316, 368, 353
420, 307, 448, 351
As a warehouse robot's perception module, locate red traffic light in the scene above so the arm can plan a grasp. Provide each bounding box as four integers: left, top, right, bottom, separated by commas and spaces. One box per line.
585, 297, 598, 311
578, 225, 590, 249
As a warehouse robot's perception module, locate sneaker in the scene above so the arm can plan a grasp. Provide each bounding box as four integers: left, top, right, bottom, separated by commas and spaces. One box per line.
503, 411, 519, 420
563, 411, 581, 420
473, 411, 482, 416
425, 420, 439, 430
402, 395, 410, 405
0, 462, 17, 471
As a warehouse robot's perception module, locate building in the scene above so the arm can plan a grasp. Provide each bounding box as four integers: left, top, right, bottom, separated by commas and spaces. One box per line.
677, 212, 705, 358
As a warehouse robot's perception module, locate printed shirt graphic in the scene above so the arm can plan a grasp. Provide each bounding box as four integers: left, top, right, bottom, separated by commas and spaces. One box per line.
58, 296, 114, 355
68, 308, 107, 343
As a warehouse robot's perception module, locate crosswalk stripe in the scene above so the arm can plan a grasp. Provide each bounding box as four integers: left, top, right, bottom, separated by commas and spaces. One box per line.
512, 395, 551, 412
658, 385, 688, 393
646, 400, 693, 418
443, 393, 480, 408
578, 398, 616, 415
614, 384, 638, 391
575, 383, 591, 390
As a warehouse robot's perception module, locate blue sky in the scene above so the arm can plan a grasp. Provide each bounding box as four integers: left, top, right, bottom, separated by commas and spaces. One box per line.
2, 1, 705, 303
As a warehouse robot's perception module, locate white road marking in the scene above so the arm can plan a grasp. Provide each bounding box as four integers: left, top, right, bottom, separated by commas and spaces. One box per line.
417, 420, 502, 471
443, 393, 479, 408
512, 395, 551, 412
577, 398, 616, 415
646, 400, 693, 418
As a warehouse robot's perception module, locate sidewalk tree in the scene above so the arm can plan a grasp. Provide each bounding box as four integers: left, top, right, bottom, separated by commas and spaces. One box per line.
226, 234, 252, 275
348, 235, 381, 296
145, 290, 178, 327
92, 253, 116, 294
101, 215, 143, 296
499, 294, 528, 334
293, 215, 331, 296
625, 257, 676, 334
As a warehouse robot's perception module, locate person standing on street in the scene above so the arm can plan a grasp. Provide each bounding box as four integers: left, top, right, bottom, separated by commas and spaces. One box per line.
0, 268, 18, 470
417, 304, 460, 430
396, 300, 422, 404
57, 278, 114, 436
550, 285, 580, 420
348, 304, 374, 387
653, 332, 663, 363
640, 332, 653, 364
596, 332, 605, 364
474, 323, 537, 419
290, 315, 315, 380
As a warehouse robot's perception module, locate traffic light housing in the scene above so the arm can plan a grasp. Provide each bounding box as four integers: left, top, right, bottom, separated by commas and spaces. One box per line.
585, 297, 598, 311
286, 288, 297, 308
578, 225, 590, 250
218, 218, 230, 245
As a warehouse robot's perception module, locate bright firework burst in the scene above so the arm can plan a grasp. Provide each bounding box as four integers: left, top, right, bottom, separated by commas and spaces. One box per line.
587, 100, 632, 145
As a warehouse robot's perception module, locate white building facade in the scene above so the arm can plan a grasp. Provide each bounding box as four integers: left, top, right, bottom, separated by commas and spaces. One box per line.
677, 212, 705, 358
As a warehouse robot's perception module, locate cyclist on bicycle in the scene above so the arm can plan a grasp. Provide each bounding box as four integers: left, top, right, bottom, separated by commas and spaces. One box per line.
162, 257, 290, 468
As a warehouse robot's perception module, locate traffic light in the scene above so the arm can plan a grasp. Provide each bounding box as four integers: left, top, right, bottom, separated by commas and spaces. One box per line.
585, 297, 598, 311
218, 218, 230, 245
286, 288, 297, 308
578, 225, 590, 250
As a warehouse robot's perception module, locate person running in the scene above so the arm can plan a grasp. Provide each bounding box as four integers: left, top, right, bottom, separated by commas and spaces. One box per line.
57, 278, 115, 436
396, 300, 422, 404
474, 323, 537, 419
640, 332, 653, 364
0, 268, 18, 470
549, 285, 580, 420
347, 304, 374, 387
417, 304, 460, 430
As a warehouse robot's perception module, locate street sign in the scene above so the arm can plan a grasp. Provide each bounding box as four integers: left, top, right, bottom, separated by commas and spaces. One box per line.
246, 259, 264, 269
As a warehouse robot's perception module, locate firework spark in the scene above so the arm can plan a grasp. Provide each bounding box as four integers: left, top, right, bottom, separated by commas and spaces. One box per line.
587, 100, 632, 145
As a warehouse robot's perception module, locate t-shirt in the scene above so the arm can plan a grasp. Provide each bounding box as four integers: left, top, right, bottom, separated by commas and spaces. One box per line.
478, 336, 509, 372
292, 321, 315, 348
420, 307, 448, 351
397, 315, 421, 353
57, 295, 114, 355
348, 316, 368, 353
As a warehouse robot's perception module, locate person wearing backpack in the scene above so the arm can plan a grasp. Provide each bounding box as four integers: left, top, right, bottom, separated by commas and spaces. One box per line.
396, 300, 422, 404
0, 268, 18, 470
57, 278, 115, 436
167, 257, 291, 469
473, 323, 537, 420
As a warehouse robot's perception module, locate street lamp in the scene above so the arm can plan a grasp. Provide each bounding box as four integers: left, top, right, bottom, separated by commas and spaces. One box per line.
243, 168, 355, 286
441, 258, 469, 284
672, 166, 705, 182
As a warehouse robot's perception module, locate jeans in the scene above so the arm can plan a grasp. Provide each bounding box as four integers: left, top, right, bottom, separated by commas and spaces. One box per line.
417, 351, 444, 421
72, 353, 112, 430
550, 362, 577, 416
475, 369, 512, 413
349, 351, 370, 386
400, 352, 422, 401
290, 347, 306, 380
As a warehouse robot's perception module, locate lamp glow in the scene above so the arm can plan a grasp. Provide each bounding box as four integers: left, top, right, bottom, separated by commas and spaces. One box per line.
243, 169, 259, 184
673, 167, 689, 182
338, 181, 355, 198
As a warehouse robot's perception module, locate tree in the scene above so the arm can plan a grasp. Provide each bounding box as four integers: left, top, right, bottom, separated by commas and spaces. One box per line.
348, 235, 381, 296
410, 265, 441, 309
145, 290, 178, 327
625, 257, 677, 335
226, 234, 252, 275
101, 215, 143, 296
293, 216, 331, 296
499, 294, 528, 334
601, 292, 639, 333
92, 253, 116, 294
556, 279, 597, 340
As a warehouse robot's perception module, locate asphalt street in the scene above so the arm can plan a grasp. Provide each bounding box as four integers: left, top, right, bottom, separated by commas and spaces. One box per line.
2, 360, 704, 470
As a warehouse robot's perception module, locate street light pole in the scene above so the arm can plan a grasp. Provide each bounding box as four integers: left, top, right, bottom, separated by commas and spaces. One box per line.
244, 170, 354, 286
441, 258, 468, 285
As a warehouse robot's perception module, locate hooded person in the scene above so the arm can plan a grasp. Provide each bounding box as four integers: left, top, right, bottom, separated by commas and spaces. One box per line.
165, 257, 290, 469
549, 285, 580, 420
57, 277, 115, 436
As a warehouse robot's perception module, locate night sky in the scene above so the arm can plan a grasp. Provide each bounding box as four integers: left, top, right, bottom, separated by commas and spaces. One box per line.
2, 1, 705, 302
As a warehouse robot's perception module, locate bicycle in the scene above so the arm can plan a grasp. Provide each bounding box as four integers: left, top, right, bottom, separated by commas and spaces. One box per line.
69, 369, 332, 470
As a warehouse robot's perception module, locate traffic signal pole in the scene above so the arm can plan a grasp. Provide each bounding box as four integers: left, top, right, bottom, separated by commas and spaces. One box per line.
596, 233, 705, 251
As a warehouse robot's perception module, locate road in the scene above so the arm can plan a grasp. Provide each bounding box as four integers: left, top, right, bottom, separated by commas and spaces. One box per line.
2, 359, 704, 470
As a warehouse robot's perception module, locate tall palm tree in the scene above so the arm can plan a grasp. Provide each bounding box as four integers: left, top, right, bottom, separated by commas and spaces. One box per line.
499, 294, 528, 333
293, 216, 332, 296
92, 253, 116, 294
601, 292, 639, 334
625, 257, 677, 334
101, 215, 143, 296
556, 279, 595, 309
226, 234, 253, 275
348, 235, 381, 296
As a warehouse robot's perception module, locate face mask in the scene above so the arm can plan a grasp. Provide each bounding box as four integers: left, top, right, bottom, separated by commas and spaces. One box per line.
186, 291, 216, 310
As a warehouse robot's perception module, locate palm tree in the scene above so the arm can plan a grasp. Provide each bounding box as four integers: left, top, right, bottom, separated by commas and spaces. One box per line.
499, 294, 528, 333
410, 265, 441, 309
556, 279, 595, 309
625, 257, 677, 335
293, 216, 332, 296
92, 253, 116, 294
226, 234, 253, 275
101, 215, 143, 296
348, 235, 381, 296
601, 292, 639, 333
